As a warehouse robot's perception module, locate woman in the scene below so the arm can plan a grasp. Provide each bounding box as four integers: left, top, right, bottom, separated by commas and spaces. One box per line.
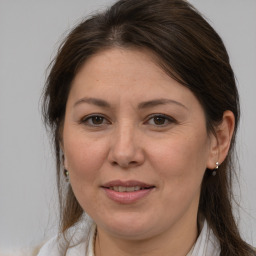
38, 0, 255, 255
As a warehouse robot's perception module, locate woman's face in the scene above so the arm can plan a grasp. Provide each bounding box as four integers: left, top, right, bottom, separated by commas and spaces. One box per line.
62, 48, 216, 240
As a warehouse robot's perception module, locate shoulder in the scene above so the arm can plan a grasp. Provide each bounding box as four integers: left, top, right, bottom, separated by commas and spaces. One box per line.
37, 222, 96, 256
37, 235, 87, 256
37, 235, 61, 256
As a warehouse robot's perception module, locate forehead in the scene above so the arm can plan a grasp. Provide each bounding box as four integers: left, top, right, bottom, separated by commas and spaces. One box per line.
66, 47, 207, 128
70, 47, 192, 102
74, 47, 164, 83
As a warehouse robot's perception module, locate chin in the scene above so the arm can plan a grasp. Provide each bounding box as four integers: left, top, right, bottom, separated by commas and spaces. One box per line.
97, 213, 160, 240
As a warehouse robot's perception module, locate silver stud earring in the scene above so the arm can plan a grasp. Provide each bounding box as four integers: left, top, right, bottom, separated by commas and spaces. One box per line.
64, 169, 69, 182
212, 161, 219, 176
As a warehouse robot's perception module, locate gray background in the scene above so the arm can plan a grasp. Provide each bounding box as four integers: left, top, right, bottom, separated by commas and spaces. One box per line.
0, 0, 255, 254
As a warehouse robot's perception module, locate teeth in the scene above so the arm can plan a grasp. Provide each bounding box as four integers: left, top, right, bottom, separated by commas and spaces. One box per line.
110, 186, 144, 192
134, 186, 140, 191
119, 186, 126, 192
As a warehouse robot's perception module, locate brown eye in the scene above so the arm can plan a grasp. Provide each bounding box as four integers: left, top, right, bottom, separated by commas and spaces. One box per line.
81, 115, 110, 127
153, 116, 167, 125
147, 114, 176, 127
91, 116, 104, 125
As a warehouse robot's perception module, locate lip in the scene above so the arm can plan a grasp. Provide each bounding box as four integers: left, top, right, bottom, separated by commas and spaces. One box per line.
102, 180, 154, 188
101, 180, 155, 204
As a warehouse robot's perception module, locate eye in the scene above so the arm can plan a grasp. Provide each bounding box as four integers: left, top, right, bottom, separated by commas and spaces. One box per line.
146, 114, 176, 127
81, 114, 110, 127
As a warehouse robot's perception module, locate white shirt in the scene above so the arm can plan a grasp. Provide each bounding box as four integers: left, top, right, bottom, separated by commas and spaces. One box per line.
37, 221, 220, 256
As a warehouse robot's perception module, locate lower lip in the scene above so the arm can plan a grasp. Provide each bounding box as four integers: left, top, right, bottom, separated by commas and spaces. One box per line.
102, 188, 154, 204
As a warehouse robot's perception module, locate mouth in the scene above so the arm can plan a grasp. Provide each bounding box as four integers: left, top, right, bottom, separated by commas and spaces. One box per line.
102, 180, 155, 191
106, 185, 154, 192
101, 180, 155, 204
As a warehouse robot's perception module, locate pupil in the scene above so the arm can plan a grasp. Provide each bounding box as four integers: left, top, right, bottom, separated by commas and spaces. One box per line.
92, 116, 103, 124
154, 117, 165, 125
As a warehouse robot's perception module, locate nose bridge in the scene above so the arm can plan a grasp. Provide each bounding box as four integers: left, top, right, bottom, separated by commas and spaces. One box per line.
114, 120, 136, 154
108, 119, 143, 167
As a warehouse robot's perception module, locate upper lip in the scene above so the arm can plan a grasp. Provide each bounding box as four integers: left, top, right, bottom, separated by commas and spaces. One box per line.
102, 180, 155, 188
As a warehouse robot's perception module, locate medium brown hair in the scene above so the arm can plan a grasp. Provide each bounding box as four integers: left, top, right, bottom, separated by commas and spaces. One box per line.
42, 0, 255, 255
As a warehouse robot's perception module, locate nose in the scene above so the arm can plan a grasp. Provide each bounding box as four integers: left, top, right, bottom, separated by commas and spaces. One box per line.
107, 123, 145, 169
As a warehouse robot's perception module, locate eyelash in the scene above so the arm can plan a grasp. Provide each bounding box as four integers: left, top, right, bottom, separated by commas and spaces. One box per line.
80, 114, 176, 128
80, 114, 110, 127
145, 114, 176, 127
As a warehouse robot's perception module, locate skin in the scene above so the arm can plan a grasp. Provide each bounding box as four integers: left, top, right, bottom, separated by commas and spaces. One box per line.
62, 48, 235, 256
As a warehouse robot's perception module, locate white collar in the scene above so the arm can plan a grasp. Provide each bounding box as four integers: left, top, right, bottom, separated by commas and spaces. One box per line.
38, 220, 220, 256
87, 221, 220, 256
186, 220, 220, 256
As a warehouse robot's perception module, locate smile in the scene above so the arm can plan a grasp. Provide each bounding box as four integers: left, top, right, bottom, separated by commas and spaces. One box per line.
101, 180, 155, 204
108, 186, 152, 192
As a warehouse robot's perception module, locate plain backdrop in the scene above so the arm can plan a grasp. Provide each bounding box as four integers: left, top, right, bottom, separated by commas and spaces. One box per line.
0, 0, 255, 254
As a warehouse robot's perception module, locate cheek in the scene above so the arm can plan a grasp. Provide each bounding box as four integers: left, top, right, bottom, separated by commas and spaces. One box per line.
63, 130, 109, 182
148, 130, 210, 187
63, 134, 109, 211
148, 133, 210, 218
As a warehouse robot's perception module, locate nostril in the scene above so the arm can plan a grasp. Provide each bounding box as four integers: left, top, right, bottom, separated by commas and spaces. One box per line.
108, 146, 145, 168
110, 160, 138, 168
111, 161, 119, 166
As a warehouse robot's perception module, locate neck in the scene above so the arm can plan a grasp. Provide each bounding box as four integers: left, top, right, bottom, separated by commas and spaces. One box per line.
94, 217, 198, 256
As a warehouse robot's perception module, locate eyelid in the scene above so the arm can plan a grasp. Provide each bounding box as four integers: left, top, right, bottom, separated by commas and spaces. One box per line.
145, 113, 177, 126
79, 113, 176, 127
80, 114, 111, 126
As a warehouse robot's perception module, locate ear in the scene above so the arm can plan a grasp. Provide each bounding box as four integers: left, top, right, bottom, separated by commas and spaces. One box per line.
207, 110, 235, 169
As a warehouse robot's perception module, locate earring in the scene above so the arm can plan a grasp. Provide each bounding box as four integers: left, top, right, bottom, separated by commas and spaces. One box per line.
212, 162, 219, 176
61, 152, 69, 182
64, 169, 69, 182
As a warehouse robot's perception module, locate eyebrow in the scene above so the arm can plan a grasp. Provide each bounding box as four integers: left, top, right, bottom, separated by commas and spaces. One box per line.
138, 98, 188, 110
74, 97, 188, 110
74, 97, 111, 108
